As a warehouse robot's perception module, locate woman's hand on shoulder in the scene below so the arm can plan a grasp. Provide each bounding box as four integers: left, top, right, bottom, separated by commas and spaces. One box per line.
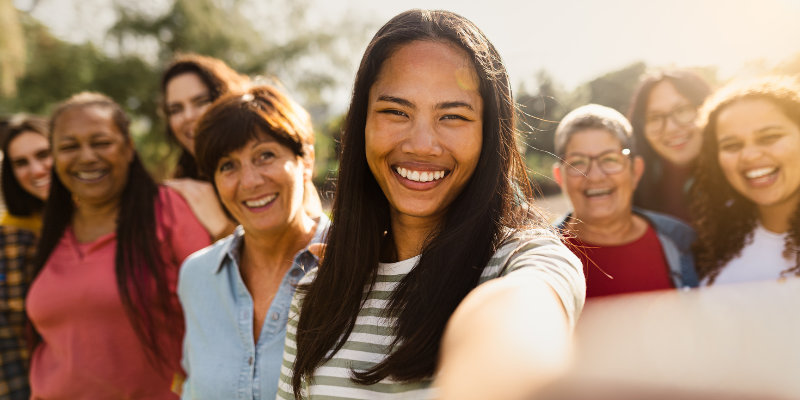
164, 178, 236, 241
434, 270, 571, 400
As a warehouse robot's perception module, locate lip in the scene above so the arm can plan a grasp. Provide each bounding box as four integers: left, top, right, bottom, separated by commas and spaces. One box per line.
241, 193, 278, 212
392, 162, 451, 191
72, 170, 109, 183
664, 133, 691, 150
741, 166, 779, 189
583, 187, 615, 200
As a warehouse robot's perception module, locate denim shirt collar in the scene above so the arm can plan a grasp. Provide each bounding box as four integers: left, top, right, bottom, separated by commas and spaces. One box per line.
213, 214, 330, 274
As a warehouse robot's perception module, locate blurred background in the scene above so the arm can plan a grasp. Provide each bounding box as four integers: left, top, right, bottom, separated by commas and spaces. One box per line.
2, 0, 800, 210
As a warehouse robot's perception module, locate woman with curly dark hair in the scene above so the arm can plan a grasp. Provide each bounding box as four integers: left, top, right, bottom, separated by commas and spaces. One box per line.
691, 76, 800, 285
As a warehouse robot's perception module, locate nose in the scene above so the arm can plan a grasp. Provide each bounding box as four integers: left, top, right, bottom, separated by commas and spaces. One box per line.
30, 158, 51, 177
77, 144, 99, 164
239, 162, 265, 190
400, 118, 443, 157
740, 142, 764, 163
585, 159, 607, 180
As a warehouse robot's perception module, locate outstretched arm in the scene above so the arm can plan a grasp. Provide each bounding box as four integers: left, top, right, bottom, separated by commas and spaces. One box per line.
434, 269, 572, 400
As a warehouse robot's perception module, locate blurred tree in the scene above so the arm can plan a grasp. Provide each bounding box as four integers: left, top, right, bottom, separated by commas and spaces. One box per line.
0, 0, 26, 97
585, 61, 646, 114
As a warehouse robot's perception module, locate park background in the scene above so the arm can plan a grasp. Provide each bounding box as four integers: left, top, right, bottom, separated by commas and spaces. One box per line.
2, 0, 800, 213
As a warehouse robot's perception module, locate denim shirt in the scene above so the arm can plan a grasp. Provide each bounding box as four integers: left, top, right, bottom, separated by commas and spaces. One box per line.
178, 215, 329, 400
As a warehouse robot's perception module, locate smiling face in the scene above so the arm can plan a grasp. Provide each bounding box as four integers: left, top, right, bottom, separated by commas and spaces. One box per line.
365, 40, 483, 227
645, 80, 702, 167
554, 129, 644, 225
166, 72, 213, 156
214, 132, 311, 235
8, 131, 52, 201
716, 98, 800, 212
52, 106, 134, 208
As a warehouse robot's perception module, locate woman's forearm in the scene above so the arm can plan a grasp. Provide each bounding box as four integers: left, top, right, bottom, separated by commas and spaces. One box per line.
434, 271, 572, 400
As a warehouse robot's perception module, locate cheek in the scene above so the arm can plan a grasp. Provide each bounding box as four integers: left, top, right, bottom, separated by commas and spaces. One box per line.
717, 153, 740, 181
214, 176, 238, 207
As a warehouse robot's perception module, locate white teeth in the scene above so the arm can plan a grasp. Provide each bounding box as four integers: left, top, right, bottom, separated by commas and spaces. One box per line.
76, 171, 104, 180
245, 194, 277, 208
745, 167, 777, 180
32, 178, 50, 187
585, 188, 613, 197
397, 168, 447, 183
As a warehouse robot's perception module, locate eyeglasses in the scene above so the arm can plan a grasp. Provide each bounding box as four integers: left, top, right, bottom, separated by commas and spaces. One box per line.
561, 149, 630, 177
644, 104, 698, 137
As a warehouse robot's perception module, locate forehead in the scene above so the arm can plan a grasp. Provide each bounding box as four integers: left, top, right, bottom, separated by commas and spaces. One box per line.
647, 80, 690, 111
166, 72, 209, 101
716, 98, 795, 138
8, 131, 48, 155
370, 41, 480, 101
565, 129, 624, 154
54, 106, 120, 138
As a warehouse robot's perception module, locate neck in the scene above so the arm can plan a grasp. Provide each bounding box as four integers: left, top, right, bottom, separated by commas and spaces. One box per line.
569, 211, 646, 246
241, 212, 317, 271
389, 210, 443, 262
74, 198, 120, 226
758, 194, 800, 234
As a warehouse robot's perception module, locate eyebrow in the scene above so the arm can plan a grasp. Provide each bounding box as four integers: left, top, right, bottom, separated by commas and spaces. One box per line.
375, 95, 474, 111
756, 125, 785, 133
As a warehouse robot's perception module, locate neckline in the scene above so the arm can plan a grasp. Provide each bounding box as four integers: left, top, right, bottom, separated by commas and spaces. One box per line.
378, 255, 421, 275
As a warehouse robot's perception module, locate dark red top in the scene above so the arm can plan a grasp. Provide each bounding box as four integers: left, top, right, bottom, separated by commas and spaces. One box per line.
567, 224, 673, 298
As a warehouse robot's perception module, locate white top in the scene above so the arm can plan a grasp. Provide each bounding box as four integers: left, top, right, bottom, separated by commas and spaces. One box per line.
708, 224, 794, 285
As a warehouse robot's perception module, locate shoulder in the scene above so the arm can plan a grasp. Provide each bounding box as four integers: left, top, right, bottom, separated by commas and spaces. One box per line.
178, 235, 230, 286
484, 228, 576, 278
635, 208, 695, 248
0, 225, 37, 255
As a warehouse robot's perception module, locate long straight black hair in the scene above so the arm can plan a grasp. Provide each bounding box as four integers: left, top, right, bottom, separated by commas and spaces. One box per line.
33, 92, 177, 369
292, 9, 546, 396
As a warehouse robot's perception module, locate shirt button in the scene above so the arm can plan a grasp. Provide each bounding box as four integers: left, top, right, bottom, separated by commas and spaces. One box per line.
271, 312, 280, 321
291, 269, 301, 277
248, 356, 253, 366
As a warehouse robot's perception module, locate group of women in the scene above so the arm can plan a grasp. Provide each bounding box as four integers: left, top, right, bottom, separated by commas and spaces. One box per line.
0, 8, 796, 400
625, 70, 800, 285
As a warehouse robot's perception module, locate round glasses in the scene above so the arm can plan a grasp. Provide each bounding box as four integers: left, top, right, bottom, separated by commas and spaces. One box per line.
561, 149, 630, 177
644, 104, 697, 137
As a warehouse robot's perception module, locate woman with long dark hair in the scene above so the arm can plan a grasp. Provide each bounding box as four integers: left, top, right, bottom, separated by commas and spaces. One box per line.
692, 76, 800, 285
277, 10, 585, 400
1, 114, 51, 231
0, 114, 50, 400
26, 92, 211, 398
160, 53, 250, 241
178, 85, 328, 399
627, 69, 712, 221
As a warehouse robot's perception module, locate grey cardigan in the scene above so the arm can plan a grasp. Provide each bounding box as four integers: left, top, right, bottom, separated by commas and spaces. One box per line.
554, 207, 699, 289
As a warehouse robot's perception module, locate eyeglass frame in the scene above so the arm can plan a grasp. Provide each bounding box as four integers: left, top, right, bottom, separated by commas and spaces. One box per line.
559, 149, 632, 177
643, 104, 698, 137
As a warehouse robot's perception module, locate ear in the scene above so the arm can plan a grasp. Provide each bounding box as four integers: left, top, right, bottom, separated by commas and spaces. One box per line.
552, 162, 564, 187
124, 136, 135, 164
302, 144, 315, 183
631, 155, 645, 189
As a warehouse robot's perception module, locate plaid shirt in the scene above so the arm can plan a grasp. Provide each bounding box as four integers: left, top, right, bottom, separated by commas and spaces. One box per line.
0, 226, 37, 400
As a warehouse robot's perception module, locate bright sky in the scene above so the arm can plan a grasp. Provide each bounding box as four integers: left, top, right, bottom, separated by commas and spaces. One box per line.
18, 0, 800, 92
309, 0, 800, 89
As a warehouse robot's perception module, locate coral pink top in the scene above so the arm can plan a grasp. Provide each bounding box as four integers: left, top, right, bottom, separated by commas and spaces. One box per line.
26, 187, 211, 400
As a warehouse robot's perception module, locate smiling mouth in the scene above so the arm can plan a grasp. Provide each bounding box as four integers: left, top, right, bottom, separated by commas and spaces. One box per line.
243, 194, 277, 209
32, 178, 51, 188
585, 187, 614, 198
743, 167, 778, 187
665, 135, 690, 148
74, 170, 108, 181
395, 167, 449, 183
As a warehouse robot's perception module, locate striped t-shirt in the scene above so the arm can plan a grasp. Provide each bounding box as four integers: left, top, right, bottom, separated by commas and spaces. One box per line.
277, 229, 585, 400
